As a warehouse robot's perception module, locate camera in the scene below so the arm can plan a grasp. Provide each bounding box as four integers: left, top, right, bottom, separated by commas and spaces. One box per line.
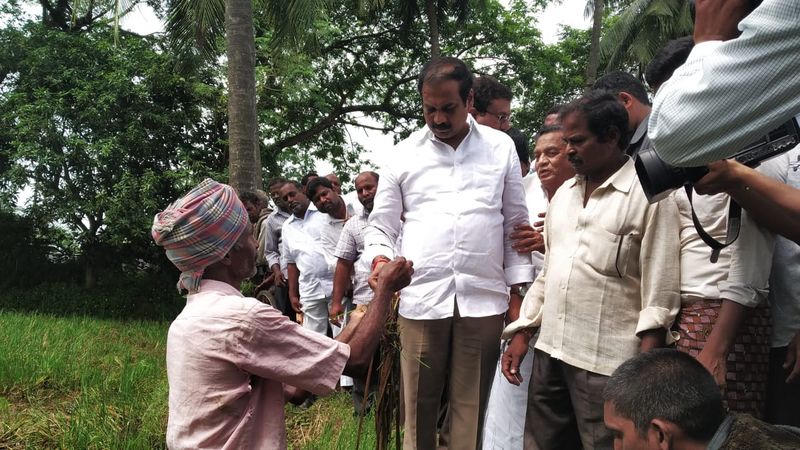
635, 117, 800, 203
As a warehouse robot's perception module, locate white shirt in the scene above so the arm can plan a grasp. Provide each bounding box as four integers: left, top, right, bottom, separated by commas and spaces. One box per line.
364, 117, 534, 320
673, 189, 733, 301
282, 206, 334, 301
504, 159, 681, 376
758, 147, 800, 347
648, 0, 800, 166
522, 172, 548, 279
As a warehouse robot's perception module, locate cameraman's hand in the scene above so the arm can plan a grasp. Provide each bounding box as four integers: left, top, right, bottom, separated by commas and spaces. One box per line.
375, 257, 414, 293
694, 0, 750, 43
694, 159, 748, 196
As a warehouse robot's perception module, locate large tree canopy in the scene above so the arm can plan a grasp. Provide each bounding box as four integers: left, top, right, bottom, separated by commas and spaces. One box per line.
0, 22, 227, 285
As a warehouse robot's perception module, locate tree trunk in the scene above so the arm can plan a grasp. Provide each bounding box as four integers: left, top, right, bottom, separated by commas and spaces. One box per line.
425, 0, 440, 58
225, 0, 262, 192
585, 0, 605, 92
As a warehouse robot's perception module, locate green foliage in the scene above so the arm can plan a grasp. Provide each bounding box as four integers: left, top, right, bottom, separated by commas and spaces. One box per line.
0, 275, 185, 320
257, 0, 588, 179
599, 0, 693, 74
0, 22, 228, 284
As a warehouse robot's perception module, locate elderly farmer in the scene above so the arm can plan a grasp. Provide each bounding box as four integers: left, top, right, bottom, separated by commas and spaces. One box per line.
152, 179, 413, 450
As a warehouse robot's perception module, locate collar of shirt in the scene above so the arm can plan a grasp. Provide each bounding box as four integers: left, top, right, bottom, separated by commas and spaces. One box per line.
629, 113, 650, 148
190, 279, 244, 299
567, 157, 636, 194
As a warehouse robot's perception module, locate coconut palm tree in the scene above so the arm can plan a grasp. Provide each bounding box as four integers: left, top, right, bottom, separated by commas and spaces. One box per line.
599, 0, 693, 73
165, 0, 328, 192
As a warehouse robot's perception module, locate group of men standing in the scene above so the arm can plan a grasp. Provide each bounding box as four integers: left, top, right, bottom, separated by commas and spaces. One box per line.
154, 28, 800, 449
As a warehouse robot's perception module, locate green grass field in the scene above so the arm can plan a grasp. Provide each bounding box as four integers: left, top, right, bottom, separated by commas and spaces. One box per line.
0, 311, 382, 449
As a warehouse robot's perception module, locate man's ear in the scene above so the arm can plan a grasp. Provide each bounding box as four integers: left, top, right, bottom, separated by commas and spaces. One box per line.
469, 106, 479, 117
650, 419, 675, 450
618, 91, 635, 109
466, 88, 474, 110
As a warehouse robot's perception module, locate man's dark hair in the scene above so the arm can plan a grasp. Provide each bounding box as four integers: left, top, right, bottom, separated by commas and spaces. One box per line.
266, 176, 288, 190
603, 349, 726, 441
560, 91, 631, 150
534, 124, 563, 143
504, 128, 530, 165
306, 176, 334, 200
300, 172, 318, 187
284, 180, 303, 191
238, 190, 261, 206
645, 36, 695, 90
593, 71, 651, 106
472, 76, 513, 113
358, 171, 380, 183
417, 57, 474, 104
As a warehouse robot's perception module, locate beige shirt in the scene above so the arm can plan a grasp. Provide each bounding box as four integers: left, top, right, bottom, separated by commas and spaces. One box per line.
504, 158, 681, 376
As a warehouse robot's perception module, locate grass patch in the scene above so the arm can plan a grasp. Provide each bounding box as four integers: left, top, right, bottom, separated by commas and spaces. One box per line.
0, 311, 387, 449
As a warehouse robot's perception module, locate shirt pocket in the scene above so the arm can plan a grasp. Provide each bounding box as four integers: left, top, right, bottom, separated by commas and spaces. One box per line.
583, 226, 638, 278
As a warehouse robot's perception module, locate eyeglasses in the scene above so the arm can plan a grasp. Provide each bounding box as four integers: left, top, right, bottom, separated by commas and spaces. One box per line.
482, 111, 512, 124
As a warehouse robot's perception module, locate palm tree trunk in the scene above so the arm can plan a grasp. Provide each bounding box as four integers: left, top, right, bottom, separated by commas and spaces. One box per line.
585, 0, 605, 92
424, 0, 440, 58
225, 0, 261, 192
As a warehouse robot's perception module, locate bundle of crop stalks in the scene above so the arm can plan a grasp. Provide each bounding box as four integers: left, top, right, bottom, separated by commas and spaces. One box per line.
356, 293, 402, 450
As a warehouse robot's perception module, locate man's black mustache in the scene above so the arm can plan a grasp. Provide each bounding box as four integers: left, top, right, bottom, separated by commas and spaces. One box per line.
433, 124, 451, 130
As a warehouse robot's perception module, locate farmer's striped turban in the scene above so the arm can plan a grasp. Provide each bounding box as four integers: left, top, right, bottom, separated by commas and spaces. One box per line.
151, 178, 248, 293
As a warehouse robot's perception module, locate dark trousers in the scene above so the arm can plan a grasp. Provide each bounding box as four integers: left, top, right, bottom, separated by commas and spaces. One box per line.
525, 349, 612, 450
766, 346, 800, 427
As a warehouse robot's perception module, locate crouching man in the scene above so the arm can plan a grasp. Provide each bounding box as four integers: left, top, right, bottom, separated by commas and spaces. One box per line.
603, 349, 800, 450
151, 178, 413, 450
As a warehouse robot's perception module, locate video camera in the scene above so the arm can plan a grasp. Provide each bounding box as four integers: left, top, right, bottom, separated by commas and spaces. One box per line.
635, 117, 800, 203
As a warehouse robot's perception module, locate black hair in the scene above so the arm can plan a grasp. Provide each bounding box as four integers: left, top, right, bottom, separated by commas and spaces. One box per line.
300, 172, 319, 187
472, 76, 513, 113
266, 176, 288, 190
504, 128, 530, 165
417, 57, 474, 104
592, 71, 651, 106
306, 176, 334, 200
603, 349, 726, 441
534, 124, 563, 143
238, 190, 261, 206
560, 91, 631, 150
645, 36, 695, 90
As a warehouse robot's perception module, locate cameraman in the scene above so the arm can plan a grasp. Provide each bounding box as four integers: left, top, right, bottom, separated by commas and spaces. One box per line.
648, 0, 800, 167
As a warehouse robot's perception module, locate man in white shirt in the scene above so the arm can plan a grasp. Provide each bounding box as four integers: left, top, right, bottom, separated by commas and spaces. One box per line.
502, 92, 681, 450
280, 181, 334, 335
365, 57, 534, 449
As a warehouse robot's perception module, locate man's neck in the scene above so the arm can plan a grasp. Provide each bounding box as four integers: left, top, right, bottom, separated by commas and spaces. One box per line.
583, 154, 627, 204
438, 123, 470, 150
294, 207, 308, 219
329, 198, 347, 220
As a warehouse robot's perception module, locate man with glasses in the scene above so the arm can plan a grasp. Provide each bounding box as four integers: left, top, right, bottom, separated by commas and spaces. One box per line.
470, 76, 513, 132
259, 176, 296, 321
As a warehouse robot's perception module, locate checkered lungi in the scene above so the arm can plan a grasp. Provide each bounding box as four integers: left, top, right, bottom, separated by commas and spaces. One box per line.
674, 298, 770, 418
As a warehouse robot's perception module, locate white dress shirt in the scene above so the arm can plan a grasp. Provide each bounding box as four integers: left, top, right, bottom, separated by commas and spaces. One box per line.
364, 117, 534, 320
504, 159, 681, 376
282, 206, 334, 302
522, 172, 548, 278
648, 0, 800, 166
